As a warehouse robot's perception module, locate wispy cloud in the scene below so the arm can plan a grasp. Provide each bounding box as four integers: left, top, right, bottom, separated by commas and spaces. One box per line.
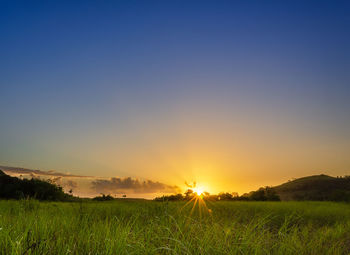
0, 166, 88, 177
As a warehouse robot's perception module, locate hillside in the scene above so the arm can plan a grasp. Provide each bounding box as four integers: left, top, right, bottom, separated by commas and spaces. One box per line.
273, 174, 350, 201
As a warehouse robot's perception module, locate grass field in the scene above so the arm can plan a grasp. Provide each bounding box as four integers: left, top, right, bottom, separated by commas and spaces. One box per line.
1, 200, 350, 254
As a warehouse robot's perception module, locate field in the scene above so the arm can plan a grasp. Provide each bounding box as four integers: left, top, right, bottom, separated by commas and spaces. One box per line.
1, 200, 350, 254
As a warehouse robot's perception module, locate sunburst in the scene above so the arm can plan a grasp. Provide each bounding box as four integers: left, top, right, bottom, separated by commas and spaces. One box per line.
181, 184, 211, 217
193, 186, 204, 196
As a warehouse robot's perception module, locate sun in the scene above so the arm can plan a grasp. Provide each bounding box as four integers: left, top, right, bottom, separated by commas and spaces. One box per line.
193, 187, 204, 196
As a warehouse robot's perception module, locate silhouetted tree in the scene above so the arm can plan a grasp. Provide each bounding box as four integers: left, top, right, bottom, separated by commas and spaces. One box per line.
92, 194, 114, 201
154, 193, 184, 201
245, 187, 280, 201
0, 170, 74, 201
184, 189, 194, 200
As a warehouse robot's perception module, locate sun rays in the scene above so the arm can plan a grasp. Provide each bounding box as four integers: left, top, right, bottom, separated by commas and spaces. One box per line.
180, 182, 211, 217
181, 193, 211, 219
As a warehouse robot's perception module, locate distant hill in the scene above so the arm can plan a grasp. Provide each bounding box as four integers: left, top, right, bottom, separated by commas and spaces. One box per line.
0, 170, 75, 201
273, 174, 350, 201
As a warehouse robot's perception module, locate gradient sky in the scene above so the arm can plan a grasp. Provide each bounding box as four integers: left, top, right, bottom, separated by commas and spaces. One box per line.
1, 0, 350, 195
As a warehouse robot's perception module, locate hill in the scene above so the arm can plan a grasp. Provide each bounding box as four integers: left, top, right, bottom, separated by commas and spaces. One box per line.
0, 170, 75, 201
273, 174, 350, 201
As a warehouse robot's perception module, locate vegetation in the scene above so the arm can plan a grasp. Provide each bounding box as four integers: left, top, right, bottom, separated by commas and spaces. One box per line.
2, 170, 350, 254
242, 186, 281, 201
155, 187, 280, 202
0, 170, 75, 201
92, 194, 115, 201
1, 200, 350, 254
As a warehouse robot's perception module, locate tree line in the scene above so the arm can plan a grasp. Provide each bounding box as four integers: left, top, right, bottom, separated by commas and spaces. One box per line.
154, 187, 280, 201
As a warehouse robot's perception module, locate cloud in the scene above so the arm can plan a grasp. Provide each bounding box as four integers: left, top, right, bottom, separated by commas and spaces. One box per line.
185, 181, 196, 188
0, 165, 87, 177
91, 177, 180, 194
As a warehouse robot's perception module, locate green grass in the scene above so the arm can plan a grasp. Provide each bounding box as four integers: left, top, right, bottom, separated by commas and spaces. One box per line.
1, 200, 350, 254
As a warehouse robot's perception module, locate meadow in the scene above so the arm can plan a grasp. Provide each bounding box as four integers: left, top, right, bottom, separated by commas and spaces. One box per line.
1, 200, 350, 255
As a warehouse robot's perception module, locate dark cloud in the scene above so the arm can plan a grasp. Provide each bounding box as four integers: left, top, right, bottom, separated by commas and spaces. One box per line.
91, 177, 180, 194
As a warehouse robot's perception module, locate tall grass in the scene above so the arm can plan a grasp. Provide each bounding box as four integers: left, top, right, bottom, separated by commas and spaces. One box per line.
0, 200, 350, 254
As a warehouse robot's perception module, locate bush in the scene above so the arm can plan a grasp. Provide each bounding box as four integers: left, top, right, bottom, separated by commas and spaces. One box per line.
92, 194, 115, 201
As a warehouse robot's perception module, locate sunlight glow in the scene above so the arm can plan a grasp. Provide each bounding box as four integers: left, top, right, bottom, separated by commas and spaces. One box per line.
193, 187, 204, 196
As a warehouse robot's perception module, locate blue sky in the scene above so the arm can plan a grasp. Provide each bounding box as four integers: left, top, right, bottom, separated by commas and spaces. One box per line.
1, 0, 349, 194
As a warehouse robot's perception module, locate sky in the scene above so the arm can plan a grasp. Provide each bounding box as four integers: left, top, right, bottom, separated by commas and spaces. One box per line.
1, 0, 350, 197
